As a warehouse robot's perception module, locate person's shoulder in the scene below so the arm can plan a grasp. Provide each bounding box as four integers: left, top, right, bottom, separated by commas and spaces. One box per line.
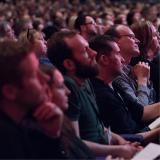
114, 65, 131, 83
90, 77, 107, 88
64, 76, 83, 100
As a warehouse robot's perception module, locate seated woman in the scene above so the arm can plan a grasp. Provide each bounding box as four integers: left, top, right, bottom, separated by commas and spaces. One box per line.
130, 21, 160, 103
40, 64, 94, 159
18, 29, 52, 66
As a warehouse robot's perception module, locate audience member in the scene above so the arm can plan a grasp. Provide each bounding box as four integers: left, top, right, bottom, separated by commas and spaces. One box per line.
18, 29, 52, 66
74, 15, 98, 41
130, 21, 159, 64
130, 21, 160, 102
40, 64, 95, 159
126, 11, 141, 26
0, 40, 65, 158
0, 21, 16, 41
14, 18, 33, 37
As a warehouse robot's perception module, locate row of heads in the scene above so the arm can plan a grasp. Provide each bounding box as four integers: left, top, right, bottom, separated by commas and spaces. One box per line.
0, 23, 159, 107
0, 22, 159, 83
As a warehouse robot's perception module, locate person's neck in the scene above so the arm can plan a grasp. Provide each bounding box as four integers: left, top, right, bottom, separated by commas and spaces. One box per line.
121, 52, 132, 64
67, 73, 86, 86
1, 100, 28, 124
80, 32, 89, 41
96, 68, 113, 85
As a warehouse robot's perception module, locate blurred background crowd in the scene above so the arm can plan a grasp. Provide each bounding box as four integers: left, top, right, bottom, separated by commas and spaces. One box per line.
0, 0, 160, 41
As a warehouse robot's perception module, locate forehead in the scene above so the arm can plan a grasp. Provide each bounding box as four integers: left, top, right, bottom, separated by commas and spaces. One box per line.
54, 69, 64, 83
85, 16, 95, 22
117, 25, 134, 35
65, 34, 88, 52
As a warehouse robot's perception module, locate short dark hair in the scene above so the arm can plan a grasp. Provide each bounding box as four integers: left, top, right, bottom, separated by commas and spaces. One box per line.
47, 30, 77, 74
74, 15, 86, 31
0, 40, 32, 99
89, 35, 116, 61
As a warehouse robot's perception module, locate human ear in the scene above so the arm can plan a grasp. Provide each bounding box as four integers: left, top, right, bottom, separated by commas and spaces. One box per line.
99, 55, 110, 65
63, 59, 75, 72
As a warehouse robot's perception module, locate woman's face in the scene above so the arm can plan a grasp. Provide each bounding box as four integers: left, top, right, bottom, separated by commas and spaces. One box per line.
150, 24, 160, 59
133, 12, 141, 23
5, 24, 15, 40
50, 69, 70, 111
33, 32, 47, 56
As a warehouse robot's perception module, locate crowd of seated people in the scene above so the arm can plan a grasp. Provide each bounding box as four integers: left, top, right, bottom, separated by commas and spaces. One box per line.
0, 0, 159, 159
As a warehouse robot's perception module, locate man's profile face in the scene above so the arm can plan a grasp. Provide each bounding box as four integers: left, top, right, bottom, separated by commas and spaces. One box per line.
15, 52, 49, 110
65, 34, 99, 78
107, 42, 125, 77
116, 25, 140, 58
84, 16, 98, 36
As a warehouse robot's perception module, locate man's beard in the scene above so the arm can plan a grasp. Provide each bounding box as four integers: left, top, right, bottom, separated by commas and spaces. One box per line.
73, 59, 99, 79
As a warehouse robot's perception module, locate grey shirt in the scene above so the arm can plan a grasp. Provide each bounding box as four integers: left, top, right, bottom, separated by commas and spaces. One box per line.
113, 65, 156, 106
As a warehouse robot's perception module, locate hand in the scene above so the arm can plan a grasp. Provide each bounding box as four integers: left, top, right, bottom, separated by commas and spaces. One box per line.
117, 139, 143, 150
132, 62, 150, 85
118, 144, 140, 159
111, 132, 129, 145
33, 102, 64, 138
129, 141, 143, 150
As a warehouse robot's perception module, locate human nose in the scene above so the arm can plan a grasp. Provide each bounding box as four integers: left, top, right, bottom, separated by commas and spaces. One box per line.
88, 48, 97, 58
64, 85, 71, 96
44, 39, 47, 45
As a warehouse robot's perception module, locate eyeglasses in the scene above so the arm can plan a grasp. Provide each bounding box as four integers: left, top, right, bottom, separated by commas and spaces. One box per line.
84, 21, 96, 25
119, 34, 136, 39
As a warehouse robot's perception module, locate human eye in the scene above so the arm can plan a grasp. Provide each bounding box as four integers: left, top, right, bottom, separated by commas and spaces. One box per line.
59, 83, 65, 89
38, 37, 44, 41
